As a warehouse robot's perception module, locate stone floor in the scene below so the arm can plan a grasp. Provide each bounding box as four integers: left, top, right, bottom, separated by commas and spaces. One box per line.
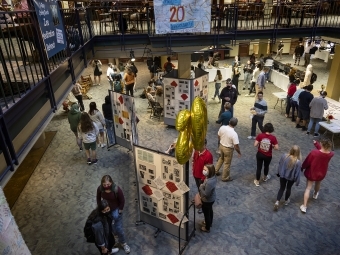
11, 55, 340, 255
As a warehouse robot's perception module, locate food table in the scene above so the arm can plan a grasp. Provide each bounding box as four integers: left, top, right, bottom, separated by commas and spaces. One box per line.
314, 50, 331, 63
272, 92, 287, 114
270, 70, 289, 92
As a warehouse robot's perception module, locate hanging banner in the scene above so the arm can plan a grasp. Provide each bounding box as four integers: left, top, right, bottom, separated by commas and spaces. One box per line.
154, 0, 211, 34
32, 0, 66, 58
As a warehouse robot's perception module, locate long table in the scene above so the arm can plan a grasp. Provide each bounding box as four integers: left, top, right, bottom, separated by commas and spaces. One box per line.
314, 50, 331, 63
270, 70, 289, 92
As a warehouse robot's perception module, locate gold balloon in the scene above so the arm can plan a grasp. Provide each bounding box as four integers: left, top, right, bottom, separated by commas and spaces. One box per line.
191, 97, 207, 151
175, 109, 191, 132
175, 129, 191, 164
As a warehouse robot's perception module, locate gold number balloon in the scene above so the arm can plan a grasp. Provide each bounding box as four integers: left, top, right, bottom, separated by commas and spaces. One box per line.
175, 97, 207, 164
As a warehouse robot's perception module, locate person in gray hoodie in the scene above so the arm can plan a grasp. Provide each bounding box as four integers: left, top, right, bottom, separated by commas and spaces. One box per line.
67, 103, 83, 151
273, 145, 302, 211
199, 164, 217, 233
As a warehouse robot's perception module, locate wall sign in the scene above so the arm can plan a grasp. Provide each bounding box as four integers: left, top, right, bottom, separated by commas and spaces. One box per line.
32, 0, 66, 58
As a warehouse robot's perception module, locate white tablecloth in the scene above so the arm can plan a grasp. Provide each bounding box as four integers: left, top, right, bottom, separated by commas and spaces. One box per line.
206, 67, 232, 82
270, 70, 289, 92
314, 50, 330, 63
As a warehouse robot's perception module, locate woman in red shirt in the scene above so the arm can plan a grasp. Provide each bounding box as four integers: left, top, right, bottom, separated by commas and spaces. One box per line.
285, 77, 297, 118
253, 123, 279, 186
300, 139, 334, 213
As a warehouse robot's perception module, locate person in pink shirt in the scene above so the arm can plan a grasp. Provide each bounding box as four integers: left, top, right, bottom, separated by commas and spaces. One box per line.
253, 123, 279, 187
300, 138, 334, 213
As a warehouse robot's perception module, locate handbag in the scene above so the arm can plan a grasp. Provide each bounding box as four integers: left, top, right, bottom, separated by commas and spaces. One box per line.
194, 193, 202, 209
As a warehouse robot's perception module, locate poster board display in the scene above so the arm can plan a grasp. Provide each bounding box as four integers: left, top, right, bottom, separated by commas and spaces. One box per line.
109, 91, 138, 149
134, 145, 190, 240
154, 0, 211, 34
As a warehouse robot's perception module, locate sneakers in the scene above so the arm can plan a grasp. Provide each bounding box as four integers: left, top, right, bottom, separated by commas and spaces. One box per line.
263, 174, 271, 182
215, 172, 221, 176
101, 143, 106, 148
111, 248, 119, 254
300, 205, 307, 213
200, 226, 210, 233
79, 147, 83, 152
92, 159, 98, 164
284, 198, 290, 206
216, 150, 221, 155
296, 124, 302, 128
123, 244, 130, 254
87, 158, 92, 165
306, 132, 310, 135
247, 136, 256, 140
274, 201, 279, 211
254, 179, 260, 187
313, 191, 319, 199
197, 208, 203, 214
313, 133, 320, 137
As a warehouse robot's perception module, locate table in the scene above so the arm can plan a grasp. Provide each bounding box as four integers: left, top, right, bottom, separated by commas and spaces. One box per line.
319, 121, 340, 150
205, 67, 231, 82
272, 92, 287, 114
314, 50, 331, 63
271, 70, 289, 92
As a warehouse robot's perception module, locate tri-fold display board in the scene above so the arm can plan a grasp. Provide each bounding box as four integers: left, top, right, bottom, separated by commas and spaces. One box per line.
134, 145, 190, 240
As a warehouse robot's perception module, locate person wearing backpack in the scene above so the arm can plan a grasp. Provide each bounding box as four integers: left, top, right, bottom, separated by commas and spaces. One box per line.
86, 199, 119, 254
163, 57, 175, 74
96, 175, 130, 254
111, 68, 123, 92
71, 82, 84, 111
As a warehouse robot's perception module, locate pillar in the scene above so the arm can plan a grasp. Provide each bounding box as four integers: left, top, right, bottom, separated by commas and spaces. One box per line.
33, 132, 45, 149
326, 45, 340, 101
258, 40, 268, 57
177, 53, 191, 79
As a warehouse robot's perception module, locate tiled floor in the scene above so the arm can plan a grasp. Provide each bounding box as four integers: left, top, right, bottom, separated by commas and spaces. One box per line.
11, 55, 340, 255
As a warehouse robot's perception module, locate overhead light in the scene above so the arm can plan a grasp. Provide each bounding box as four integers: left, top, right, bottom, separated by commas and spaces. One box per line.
130, 50, 135, 62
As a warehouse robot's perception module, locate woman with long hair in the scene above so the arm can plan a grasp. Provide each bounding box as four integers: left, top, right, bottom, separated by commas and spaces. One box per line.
212, 70, 222, 102
88, 199, 119, 254
78, 112, 99, 165
123, 68, 135, 96
300, 138, 334, 213
274, 145, 302, 211
89, 102, 106, 148
199, 164, 217, 233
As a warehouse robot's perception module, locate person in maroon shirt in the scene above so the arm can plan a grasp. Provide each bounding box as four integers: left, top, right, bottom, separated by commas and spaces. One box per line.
253, 123, 279, 187
285, 77, 298, 118
192, 139, 213, 213
96, 175, 130, 254
300, 139, 334, 213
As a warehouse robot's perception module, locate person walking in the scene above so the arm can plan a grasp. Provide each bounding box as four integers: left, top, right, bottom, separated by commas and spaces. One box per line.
92, 59, 103, 85
294, 42, 304, 66
307, 91, 328, 137
102, 96, 115, 146
96, 175, 130, 253
296, 85, 314, 131
89, 102, 106, 148
243, 60, 254, 91
255, 67, 268, 98
285, 77, 297, 118
192, 139, 213, 214
71, 82, 85, 111
300, 139, 334, 213
68, 103, 83, 151
78, 112, 99, 165
212, 70, 222, 101
248, 91, 267, 140
215, 118, 242, 181
303, 41, 314, 67
123, 68, 135, 97
199, 164, 217, 233
216, 102, 232, 126
253, 123, 279, 187
274, 41, 284, 60
245, 63, 261, 97
88, 199, 119, 254
273, 145, 301, 211
218, 78, 238, 118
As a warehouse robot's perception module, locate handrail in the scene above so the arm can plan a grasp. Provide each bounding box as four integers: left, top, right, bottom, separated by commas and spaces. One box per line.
178, 202, 196, 255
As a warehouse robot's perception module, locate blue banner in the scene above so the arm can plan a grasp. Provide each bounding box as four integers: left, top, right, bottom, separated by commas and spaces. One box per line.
32, 0, 66, 58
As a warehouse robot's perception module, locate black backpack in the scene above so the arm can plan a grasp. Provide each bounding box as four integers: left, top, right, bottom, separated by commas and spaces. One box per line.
84, 216, 95, 243
310, 73, 317, 84
165, 62, 173, 73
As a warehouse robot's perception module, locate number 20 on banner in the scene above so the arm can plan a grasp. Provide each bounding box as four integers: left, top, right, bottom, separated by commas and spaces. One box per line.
170, 6, 185, 22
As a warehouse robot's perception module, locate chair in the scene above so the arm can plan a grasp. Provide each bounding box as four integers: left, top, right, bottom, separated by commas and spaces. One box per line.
150, 101, 163, 120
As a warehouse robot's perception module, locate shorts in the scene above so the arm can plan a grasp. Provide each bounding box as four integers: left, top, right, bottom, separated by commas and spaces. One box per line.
84, 141, 97, 150
298, 109, 310, 120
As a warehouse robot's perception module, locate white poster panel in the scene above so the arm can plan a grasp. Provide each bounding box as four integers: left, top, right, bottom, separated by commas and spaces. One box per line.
154, 0, 211, 34
135, 147, 189, 227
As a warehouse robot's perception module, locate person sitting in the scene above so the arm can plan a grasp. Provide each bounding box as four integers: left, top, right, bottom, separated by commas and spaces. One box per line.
146, 87, 156, 102
165, 138, 177, 156
155, 86, 164, 108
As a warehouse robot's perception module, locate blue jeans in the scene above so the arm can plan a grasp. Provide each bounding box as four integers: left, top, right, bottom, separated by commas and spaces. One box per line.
111, 209, 126, 244
265, 67, 271, 81
214, 83, 221, 98
307, 117, 321, 134
105, 119, 115, 145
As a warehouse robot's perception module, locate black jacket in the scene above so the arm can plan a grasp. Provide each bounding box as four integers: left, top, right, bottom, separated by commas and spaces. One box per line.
102, 96, 113, 121
219, 86, 238, 105
91, 212, 114, 249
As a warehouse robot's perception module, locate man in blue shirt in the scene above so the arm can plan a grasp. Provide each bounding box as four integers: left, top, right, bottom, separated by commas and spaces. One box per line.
248, 91, 268, 139
256, 67, 269, 98
296, 85, 314, 131
216, 102, 232, 126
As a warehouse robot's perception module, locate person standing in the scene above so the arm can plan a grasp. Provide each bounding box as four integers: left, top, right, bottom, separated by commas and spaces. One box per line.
163, 56, 175, 73
88, 199, 119, 254
199, 164, 217, 233
129, 62, 138, 90
96, 175, 130, 253
307, 91, 328, 137
89, 102, 106, 148
107, 63, 114, 90
216, 102, 232, 126
285, 77, 297, 118
301, 64, 313, 88
246, 63, 261, 97
263, 54, 274, 82
71, 82, 85, 111
300, 139, 334, 213
212, 70, 222, 101
243, 60, 254, 90
304, 41, 314, 67
248, 91, 267, 140
67, 103, 83, 151
273, 145, 301, 211
192, 139, 213, 213
274, 41, 284, 60
255, 67, 268, 98
92, 59, 102, 85
78, 112, 99, 165
102, 96, 115, 146
123, 68, 135, 97
253, 123, 279, 187
218, 78, 238, 118
215, 118, 242, 181
296, 85, 314, 131
232, 62, 240, 95
291, 83, 304, 122
294, 43, 304, 66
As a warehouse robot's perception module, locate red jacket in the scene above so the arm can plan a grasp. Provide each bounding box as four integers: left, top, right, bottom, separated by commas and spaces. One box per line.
302, 141, 334, 181
192, 149, 213, 180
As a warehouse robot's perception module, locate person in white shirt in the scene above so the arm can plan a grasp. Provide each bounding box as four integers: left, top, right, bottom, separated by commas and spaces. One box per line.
246, 63, 261, 96
304, 41, 314, 67
107, 63, 114, 89
212, 70, 223, 102
214, 118, 242, 181
190, 65, 195, 79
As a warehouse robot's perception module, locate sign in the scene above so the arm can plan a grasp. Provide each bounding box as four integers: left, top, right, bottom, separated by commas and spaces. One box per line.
154, 0, 211, 34
32, 0, 66, 58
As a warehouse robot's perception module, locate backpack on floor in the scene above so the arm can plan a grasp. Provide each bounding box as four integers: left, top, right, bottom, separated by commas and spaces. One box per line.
113, 80, 122, 92
84, 217, 95, 243
310, 73, 317, 84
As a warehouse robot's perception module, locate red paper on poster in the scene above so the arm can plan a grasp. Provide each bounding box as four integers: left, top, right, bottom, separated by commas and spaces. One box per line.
167, 213, 179, 224
118, 95, 124, 104
142, 185, 153, 196
194, 80, 199, 86
166, 181, 178, 193
119, 117, 124, 125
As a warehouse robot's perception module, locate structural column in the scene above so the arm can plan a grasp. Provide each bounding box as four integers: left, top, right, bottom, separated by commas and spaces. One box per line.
258, 39, 269, 57
177, 53, 191, 79
326, 45, 340, 101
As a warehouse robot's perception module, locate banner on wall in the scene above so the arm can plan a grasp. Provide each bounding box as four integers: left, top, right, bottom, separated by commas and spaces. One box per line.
153, 0, 211, 34
32, 0, 66, 58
